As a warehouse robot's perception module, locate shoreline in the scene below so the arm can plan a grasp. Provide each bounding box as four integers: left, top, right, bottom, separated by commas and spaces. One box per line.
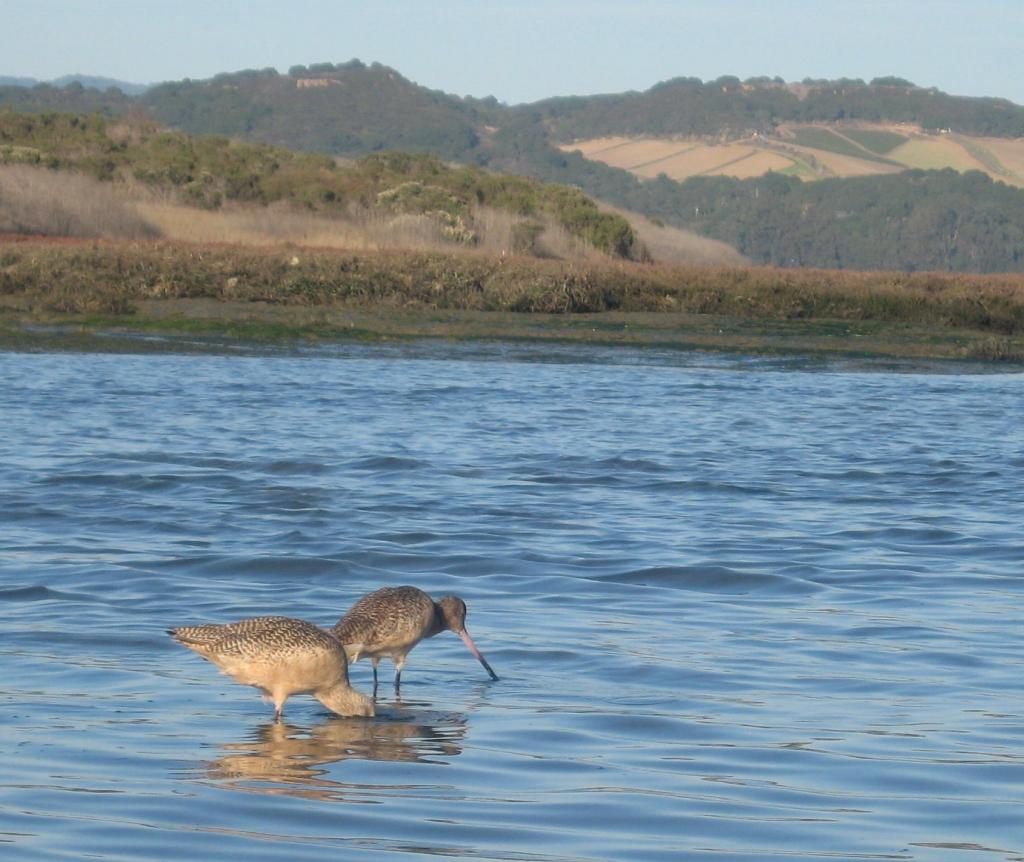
2, 238, 1023, 362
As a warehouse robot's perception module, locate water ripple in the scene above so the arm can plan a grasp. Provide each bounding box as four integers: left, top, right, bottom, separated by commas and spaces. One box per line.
1, 345, 1022, 862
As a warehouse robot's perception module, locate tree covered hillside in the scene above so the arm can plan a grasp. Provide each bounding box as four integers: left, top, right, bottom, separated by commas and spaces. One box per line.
667, 169, 1024, 272
145, 62, 484, 160
531, 76, 1024, 140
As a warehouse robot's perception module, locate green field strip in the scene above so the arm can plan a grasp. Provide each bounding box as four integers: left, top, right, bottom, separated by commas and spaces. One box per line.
789, 127, 900, 165
841, 128, 908, 154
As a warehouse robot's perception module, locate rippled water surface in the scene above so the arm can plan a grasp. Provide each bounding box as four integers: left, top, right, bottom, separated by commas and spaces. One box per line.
1, 342, 1023, 861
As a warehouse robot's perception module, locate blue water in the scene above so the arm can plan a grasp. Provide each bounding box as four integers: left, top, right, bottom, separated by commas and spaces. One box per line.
1, 341, 1022, 861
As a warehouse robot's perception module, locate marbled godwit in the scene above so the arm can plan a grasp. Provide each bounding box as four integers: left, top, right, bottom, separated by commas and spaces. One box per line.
332, 586, 498, 692
168, 616, 374, 720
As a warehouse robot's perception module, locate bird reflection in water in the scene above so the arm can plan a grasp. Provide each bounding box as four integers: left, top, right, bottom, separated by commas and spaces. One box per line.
201, 703, 467, 800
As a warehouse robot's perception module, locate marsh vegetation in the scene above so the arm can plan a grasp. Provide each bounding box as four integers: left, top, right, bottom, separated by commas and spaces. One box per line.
2, 238, 1022, 361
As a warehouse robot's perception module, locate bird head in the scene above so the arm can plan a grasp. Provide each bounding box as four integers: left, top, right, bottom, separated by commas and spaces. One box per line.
437, 595, 468, 633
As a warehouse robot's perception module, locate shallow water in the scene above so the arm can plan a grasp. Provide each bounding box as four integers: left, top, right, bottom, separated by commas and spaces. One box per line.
1, 341, 1022, 861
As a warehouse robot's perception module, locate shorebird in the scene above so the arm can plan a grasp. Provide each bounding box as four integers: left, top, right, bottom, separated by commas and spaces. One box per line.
168, 616, 374, 720
332, 586, 498, 692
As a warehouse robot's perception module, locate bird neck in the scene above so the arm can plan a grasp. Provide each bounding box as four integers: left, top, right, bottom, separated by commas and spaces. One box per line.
428, 603, 449, 638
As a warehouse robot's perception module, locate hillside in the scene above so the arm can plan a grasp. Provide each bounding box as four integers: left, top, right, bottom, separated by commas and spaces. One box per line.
660, 169, 1024, 272
563, 123, 1024, 186
0, 74, 151, 95
143, 63, 484, 159
0, 111, 643, 260
5, 64, 1024, 271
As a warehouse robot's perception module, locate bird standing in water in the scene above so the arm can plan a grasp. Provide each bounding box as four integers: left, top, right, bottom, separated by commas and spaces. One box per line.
332, 586, 498, 693
169, 616, 374, 720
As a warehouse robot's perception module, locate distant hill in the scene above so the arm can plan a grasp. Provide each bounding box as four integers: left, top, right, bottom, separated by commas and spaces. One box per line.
0, 76, 38, 88
0, 74, 150, 95
142, 62, 484, 161
0, 80, 137, 114
530, 76, 1024, 141
5, 63, 1024, 271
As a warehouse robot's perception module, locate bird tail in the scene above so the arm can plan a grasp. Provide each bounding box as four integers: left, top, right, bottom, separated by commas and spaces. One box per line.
167, 625, 224, 647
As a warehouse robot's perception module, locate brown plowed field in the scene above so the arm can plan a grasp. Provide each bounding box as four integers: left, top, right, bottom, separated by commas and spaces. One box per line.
561, 124, 1024, 184
702, 149, 796, 178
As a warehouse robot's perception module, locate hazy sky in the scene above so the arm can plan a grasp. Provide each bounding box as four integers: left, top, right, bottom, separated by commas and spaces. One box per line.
5, 0, 1023, 105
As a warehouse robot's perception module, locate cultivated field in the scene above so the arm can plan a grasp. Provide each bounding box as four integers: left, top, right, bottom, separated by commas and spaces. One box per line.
561, 123, 1024, 185
629, 144, 792, 179
778, 145, 903, 179
712, 150, 795, 179
888, 137, 989, 172
579, 138, 700, 171
979, 136, 1024, 182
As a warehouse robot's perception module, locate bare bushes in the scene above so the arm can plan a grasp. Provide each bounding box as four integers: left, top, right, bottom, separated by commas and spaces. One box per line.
619, 211, 749, 266
135, 199, 614, 261
138, 200, 461, 250
0, 165, 160, 239
593, 201, 748, 266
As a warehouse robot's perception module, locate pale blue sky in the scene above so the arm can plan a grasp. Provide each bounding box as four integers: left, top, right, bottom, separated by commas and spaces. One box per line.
5, 0, 1023, 105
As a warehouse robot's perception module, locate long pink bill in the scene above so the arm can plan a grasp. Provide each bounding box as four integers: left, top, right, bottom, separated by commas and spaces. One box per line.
459, 629, 499, 681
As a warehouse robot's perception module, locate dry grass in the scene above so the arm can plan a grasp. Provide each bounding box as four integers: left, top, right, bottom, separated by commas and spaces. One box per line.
887, 137, 987, 172
0, 165, 159, 239
976, 138, 1024, 185
599, 204, 748, 266
578, 140, 800, 181
705, 150, 797, 178
0, 164, 620, 263
562, 137, 636, 157
609, 141, 700, 171
136, 200, 455, 250
0, 149, 744, 266
632, 144, 748, 178
138, 198, 611, 262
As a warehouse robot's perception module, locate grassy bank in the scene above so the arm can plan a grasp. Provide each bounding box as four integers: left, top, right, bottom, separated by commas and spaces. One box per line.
2, 238, 1023, 361
0, 113, 644, 258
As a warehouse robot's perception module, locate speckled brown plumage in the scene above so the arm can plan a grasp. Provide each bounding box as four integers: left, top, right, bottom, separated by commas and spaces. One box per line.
169, 615, 374, 720
332, 586, 498, 691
